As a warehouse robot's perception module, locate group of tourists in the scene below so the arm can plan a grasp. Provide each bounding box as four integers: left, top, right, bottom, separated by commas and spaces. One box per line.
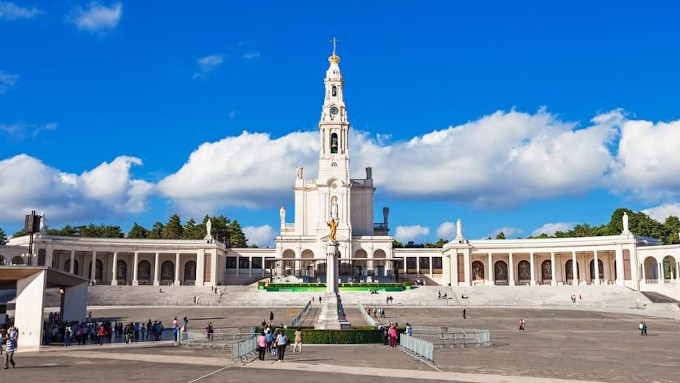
381, 322, 401, 348
366, 306, 386, 319
257, 324, 302, 363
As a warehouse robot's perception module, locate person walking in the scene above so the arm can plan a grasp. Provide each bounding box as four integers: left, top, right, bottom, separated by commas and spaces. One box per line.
639, 321, 644, 335
388, 325, 398, 348
275, 330, 288, 362
293, 327, 302, 353
205, 322, 214, 341
257, 332, 267, 360
642, 321, 648, 335
463, 308, 467, 319
518, 318, 525, 332
4, 332, 16, 369
269, 311, 274, 321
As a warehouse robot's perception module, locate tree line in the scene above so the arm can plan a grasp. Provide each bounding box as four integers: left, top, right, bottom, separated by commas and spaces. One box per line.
3, 214, 251, 248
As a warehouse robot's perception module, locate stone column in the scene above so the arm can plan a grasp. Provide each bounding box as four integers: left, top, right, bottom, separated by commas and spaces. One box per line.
416, 256, 421, 277
593, 251, 600, 285
111, 252, 118, 285
249, 257, 253, 278
487, 253, 493, 285
429, 256, 433, 277
550, 252, 556, 285
529, 252, 536, 286
676, 262, 680, 281
132, 252, 139, 285
91, 251, 97, 283
463, 250, 471, 286
658, 262, 663, 283
153, 252, 160, 286
326, 242, 339, 293
236, 255, 240, 278
641, 263, 647, 283
508, 253, 515, 286
175, 253, 181, 286
615, 244, 624, 285
69, 250, 75, 274
571, 251, 578, 286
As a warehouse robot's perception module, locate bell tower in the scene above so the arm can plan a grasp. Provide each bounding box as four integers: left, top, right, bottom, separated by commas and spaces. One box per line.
318, 37, 350, 184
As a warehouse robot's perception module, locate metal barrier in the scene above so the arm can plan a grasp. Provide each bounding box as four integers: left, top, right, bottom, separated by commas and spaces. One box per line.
231, 337, 258, 362
178, 327, 256, 350
291, 300, 312, 327
357, 302, 380, 327
399, 334, 434, 364
411, 326, 491, 348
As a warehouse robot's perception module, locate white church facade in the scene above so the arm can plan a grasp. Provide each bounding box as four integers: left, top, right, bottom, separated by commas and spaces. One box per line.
2, 47, 680, 291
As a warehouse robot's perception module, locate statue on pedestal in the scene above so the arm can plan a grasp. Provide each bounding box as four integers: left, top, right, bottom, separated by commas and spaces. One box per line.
327, 218, 339, 242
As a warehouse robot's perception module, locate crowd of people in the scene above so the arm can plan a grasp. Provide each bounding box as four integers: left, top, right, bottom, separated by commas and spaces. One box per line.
366, 306, 387, 319
256, 323, 301, 363
40, 311, 191, 346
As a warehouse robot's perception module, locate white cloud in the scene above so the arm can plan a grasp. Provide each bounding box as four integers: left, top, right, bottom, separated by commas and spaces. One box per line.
530, 222, 575, 237
0, 1, 42, 20
0, 122, 57, 139
157, 131, 318, 215
490, 226, 522, 239
610, 117, 680, 201
436, 221, 455, 239
68, 2, 122, 32
0, 154, 153, 222
244, 51, 260, 60
351, 108, 617, 208
193, 54, 224, 79
243, 225, 276, 248
394, 225, 430, 243
0, 70, 18, 92
643, 203, 680, 223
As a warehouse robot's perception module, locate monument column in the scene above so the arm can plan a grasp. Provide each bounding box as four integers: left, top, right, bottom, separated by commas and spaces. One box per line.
571, 251, 578, 285
594, 251, 600, 285
550, 252, 556, 285
153, 252, 160, 286
111, 252, 118, 285
132, 252, 139, 285
69, 250, 75, 274
529, 252, 536, 286
175, 253, 181, 286
508, 253, 515, 286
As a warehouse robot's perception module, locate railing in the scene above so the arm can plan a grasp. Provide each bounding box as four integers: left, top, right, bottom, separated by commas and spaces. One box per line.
291, 300, 312, 327
231, 337, 258, 362
399, 334, 434, 364
179, 327, 256, 350
358, 302, 380, 327
411, 326, 491, 348
373, 223, 388, 230
645, 279, 659, 284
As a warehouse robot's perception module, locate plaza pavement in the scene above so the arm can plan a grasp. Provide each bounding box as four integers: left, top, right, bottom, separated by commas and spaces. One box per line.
13, 305, 679, 383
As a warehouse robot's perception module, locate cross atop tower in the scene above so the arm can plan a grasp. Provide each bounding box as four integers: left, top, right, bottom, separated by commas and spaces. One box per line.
330, 37, 338, 53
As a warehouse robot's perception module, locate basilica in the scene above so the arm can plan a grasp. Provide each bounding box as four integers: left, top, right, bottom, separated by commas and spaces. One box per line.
2, 47, 680, 292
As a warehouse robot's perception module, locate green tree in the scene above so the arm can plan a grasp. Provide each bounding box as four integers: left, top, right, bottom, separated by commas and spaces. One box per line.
425, 238, 448, 248
12, 229, 27, 237
495, 231, 506, 239
182, 218, 201, 239
165, 214, 183, 239
148, 222, 165, 239
127, 223, 149, 238
228, 220, 248, 247
47, 225, 79, 236
663, 216, 680, 245
80, 224, 124, 238
392, 240, 404, 248
0, 227, 6, 245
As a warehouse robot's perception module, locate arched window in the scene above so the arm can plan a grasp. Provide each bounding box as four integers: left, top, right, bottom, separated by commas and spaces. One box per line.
565, 260, 579, 280
332, 85, 337, 97
472, 261, 484, 280
11, 256, 23, 265
541, 260, 552, 280
138, 260, 151, 283
88, 259, 104, 281
494, 260, 507, 281
0, 255, 5, 266
64, 259, 79, 275
589, 259, 604, 280
330, 133, 339, 154
663, 256, 677, 280
518, 260, 530, 280
184, 261, 197, 284
116, 260, 128, 283
161, 260, 175, 282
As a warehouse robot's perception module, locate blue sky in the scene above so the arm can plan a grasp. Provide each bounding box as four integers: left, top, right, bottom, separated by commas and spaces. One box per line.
2, 1, 680, 246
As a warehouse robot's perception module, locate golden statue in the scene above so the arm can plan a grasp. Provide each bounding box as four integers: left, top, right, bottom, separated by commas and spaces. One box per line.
327, 218, 339, 242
